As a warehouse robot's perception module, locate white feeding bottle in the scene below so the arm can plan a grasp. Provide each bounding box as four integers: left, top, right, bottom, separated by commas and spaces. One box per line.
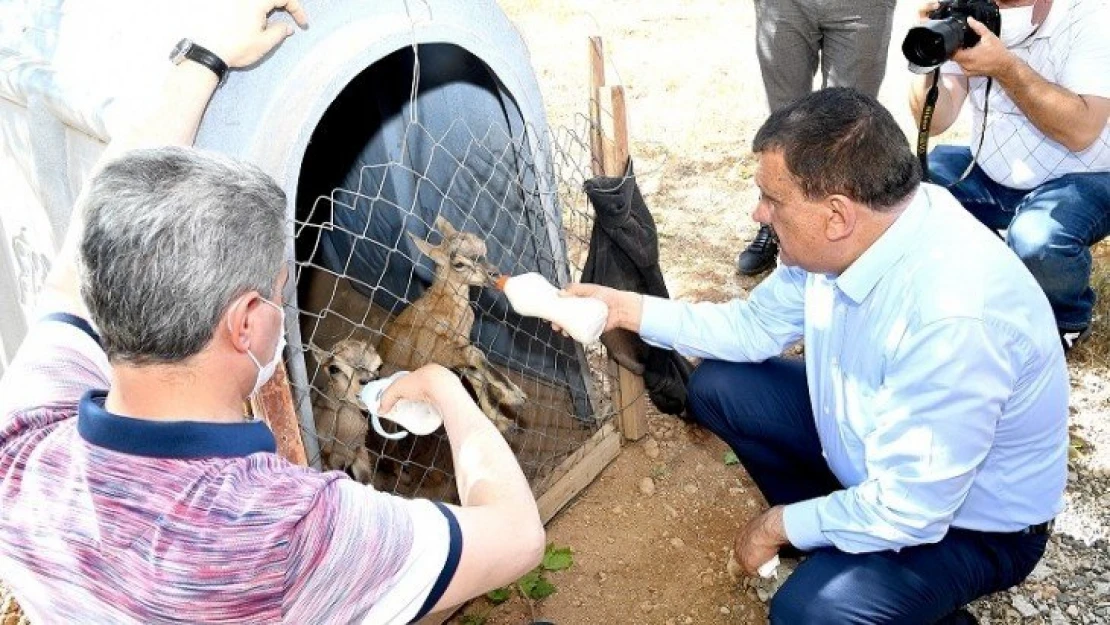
495, 273, 609, 344
359, 371, 443, 441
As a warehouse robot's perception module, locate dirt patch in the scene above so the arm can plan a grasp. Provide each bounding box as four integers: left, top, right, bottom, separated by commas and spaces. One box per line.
454, 413, 768, 625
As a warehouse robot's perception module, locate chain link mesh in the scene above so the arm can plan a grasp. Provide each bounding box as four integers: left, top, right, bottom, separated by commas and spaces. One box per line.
287, 103, 629, 502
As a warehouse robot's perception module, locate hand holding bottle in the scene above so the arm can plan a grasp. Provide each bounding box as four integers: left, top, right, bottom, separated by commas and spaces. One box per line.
559, 282, 645, 335
361, 366, 449, 440
496, 273, 611, 344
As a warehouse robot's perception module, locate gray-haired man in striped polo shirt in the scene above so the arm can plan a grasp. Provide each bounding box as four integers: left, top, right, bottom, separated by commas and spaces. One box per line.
0, 1, 545, 622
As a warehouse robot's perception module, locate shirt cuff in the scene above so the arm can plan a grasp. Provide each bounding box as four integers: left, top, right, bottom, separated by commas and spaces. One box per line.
782, 498, 833, 551
639, 295, 684, 349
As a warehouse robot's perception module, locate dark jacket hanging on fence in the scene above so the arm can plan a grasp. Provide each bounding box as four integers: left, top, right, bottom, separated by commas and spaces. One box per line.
582, 161, 693, 417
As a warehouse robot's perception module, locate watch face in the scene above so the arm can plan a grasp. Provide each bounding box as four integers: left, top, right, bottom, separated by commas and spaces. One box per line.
169, 38, 192, 64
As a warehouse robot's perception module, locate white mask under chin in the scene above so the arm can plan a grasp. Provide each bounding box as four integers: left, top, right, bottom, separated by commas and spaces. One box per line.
247, 298, 287, 397
998, 6, 1037, 48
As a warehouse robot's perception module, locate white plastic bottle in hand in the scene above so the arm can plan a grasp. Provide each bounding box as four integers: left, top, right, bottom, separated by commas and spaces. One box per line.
359, 372, 443, 440
495, 273, 609, 344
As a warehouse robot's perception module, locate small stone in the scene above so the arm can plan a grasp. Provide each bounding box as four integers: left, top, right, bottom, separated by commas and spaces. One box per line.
1067, 605, 1080, 618
684, 618, 693, 625
670, 537, 685, 549
639, 477, 656, 496
1028, 561, 1053, 582
729, 487, 744, 496
684, 484, 699, 495
612, 505, 624, 516
639, 601, 654, 613
664, 504, 679, 519
719, 606, 731, 615
1012, 595, 1038, 619
1050, 609, 1068, 625
756, 587, 771, 602
644, 438, 660, 459
726, 550, 743, 581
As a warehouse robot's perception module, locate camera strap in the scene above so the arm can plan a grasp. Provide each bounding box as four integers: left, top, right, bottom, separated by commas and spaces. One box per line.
916, 69, 942, 180
917, 69, 994, 186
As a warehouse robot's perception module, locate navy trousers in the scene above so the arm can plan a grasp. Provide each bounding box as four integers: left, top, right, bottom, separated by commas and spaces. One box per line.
687, 358, 1048, 624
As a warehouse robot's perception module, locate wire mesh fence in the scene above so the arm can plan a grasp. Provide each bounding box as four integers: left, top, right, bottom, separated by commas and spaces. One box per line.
288, 102, 629, 502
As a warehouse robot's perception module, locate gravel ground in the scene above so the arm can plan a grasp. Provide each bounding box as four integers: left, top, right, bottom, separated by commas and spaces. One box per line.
964, 357, 1110, 625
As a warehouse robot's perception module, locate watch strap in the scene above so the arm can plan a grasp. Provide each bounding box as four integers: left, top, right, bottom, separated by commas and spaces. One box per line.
182, 42, 229, 83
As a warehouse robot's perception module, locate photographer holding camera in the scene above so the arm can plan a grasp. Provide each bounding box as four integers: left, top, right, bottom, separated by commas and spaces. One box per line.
908, 0, 1110, 353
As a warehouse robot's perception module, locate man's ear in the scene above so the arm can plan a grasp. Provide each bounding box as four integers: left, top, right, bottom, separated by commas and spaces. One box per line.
223, 292, 260, 355
825, 195, 856, 242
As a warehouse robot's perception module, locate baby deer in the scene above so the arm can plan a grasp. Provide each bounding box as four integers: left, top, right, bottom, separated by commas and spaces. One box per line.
380, 216, 525, 432
311, 338, 383, 483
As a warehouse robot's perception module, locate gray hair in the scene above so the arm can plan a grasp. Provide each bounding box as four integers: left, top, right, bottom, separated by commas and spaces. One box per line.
79, 147, 287, 365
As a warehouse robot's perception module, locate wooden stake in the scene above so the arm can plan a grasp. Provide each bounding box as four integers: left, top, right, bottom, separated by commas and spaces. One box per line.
588, 37, 605, 177
587, 38, 649, 441
251, 361, 308, 466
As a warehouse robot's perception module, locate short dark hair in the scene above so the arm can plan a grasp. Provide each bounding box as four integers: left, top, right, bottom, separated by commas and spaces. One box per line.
752, 88, 921, 210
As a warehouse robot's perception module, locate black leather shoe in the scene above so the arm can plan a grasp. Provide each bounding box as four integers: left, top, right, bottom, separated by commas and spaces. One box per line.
736, 224, 778, 276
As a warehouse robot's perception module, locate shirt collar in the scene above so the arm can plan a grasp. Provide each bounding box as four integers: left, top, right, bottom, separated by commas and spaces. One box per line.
833, 186, 929, 305
1033, 0, 1070, 40
78, 390, 277, 459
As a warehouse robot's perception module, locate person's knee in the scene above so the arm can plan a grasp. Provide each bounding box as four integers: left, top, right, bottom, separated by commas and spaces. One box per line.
770, 578, 845, 625
686, 360, 733, 421
1008, 211, 1078, 265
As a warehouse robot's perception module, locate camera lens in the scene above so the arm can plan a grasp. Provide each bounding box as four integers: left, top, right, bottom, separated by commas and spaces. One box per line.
902, 18, 965, 68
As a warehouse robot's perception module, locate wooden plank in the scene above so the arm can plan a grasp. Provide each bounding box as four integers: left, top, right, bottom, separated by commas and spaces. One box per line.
588, 36, 605, 177
537, 423, 623, 522
600, 86, 630, 177
595, 84, 648, 441
251, 360, 308, 466
616, 367, 649, 441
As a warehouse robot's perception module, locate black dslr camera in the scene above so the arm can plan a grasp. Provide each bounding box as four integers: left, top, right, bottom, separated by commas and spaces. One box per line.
902, 0, 1002, 69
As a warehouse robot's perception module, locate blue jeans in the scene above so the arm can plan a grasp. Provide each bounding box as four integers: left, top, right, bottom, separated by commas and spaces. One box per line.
928, 145, 1110, 331
687, 358, 1048, 624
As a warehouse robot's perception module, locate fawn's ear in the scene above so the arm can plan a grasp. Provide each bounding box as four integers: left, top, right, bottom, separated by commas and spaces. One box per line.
308, 343, 331, 368
434, 215, 459, 238
408, 231, 446, 265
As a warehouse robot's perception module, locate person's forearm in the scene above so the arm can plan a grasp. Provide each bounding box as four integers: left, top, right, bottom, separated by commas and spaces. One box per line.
41, 62, 220, 317
996, 58, 1106, 152
908, 73, 962, 136
431, 372, 536, 512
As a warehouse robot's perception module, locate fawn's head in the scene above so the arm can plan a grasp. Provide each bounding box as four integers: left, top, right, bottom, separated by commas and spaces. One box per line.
315, 338, 383, 405
409, 216, 501, 289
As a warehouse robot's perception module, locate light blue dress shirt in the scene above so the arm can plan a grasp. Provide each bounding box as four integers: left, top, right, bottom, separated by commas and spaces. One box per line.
640, 184, 1068, 553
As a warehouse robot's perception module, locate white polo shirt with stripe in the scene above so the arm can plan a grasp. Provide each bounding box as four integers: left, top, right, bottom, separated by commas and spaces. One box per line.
943, 0, 1110, 189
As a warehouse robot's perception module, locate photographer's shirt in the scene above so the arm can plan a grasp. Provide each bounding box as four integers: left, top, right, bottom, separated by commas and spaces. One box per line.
942, 0, 1110, 189
639, 184, 1068, 553
0, 315, 461, 624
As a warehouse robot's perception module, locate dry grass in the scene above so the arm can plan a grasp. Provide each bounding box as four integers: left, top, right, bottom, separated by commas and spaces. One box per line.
1068, 242, 1110, 368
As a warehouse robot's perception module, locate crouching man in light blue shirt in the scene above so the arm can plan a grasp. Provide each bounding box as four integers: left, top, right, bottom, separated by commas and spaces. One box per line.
568, 88, 1067, 624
